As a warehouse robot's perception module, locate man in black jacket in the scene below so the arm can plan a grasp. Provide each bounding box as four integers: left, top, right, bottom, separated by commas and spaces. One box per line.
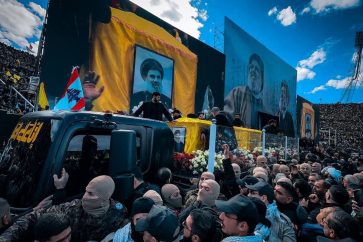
133, 92, 173, 121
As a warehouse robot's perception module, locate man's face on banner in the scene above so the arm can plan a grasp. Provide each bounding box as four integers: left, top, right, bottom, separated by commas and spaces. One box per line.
174, 131, 181, 143
248, 59, 262, 95
145, 69, 162, 93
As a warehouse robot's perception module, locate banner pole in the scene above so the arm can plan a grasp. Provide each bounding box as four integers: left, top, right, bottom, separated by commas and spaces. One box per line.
207, 119, 217, 173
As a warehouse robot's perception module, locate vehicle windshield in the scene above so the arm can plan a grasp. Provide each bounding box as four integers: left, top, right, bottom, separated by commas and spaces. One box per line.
0, 118, 58, 207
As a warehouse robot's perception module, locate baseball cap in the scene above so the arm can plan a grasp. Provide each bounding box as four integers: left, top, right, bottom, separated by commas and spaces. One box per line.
246, 181, 274, 203
135, 205, 179, 241
215, 195, 259, 224
130, 197, 155, 218
236, 176, 259, 188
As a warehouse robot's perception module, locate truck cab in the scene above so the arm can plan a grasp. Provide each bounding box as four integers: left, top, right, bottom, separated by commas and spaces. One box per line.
0, 111, 174, 210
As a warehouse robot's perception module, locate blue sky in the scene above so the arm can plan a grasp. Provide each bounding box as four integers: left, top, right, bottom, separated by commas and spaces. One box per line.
1, 0, 363, 104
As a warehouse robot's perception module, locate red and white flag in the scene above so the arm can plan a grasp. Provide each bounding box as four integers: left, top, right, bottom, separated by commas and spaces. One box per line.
54, 67, 85, 111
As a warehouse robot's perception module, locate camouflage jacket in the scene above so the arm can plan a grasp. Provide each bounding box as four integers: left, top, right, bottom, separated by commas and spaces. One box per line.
0, 199, 127, 242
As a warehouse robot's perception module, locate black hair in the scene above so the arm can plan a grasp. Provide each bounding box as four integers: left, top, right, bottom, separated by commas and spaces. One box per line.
134, 166, 144, 181
189, 209, 217, 242
187, 113, 198, 118
294, 179, 312, 199
329, 185, 349, 205
328, 210, 360, 240
249, 197, 271, 228
156, 167, 172, 187
34, 213, 71, 242
140, 58, 164, 80
277, 181, 298, 201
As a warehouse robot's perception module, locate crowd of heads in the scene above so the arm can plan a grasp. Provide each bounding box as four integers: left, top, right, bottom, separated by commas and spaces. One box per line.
318, 103, 363, 151
1, 140, 363, 241
0, 42, 37, 113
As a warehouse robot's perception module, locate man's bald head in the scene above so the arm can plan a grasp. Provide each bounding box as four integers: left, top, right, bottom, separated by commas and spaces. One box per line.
256, 155, 267, 168
199, 172, 215, 188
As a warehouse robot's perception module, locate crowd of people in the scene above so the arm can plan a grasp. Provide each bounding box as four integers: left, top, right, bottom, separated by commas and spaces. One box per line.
318, 103, 363, 151
0, 42, 37, 113
0, 141, 362, 242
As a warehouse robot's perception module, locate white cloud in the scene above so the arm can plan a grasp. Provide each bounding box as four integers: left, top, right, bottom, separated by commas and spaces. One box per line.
130, 0, 207, 38
310, 85, 327, 93
300, 7, 311, 15
296, 48, 326, 81
276, 6, 297, 26
309, 0, 361, 13
296, 66, 316, 81
326, 77, 351, 89
268, 7, 278, 16
298, 48, 326, 68
0, 0, 45, 49
29, 2, 46, 18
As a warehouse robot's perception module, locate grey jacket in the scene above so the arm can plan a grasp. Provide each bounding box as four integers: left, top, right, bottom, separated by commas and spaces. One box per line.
266, 202, 296, 242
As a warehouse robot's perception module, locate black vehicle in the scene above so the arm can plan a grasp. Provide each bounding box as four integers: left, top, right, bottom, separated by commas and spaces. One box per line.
0, 111, 174, 210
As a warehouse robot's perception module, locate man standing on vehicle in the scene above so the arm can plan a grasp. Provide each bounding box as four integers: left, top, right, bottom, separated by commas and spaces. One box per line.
133, 92, 173, 122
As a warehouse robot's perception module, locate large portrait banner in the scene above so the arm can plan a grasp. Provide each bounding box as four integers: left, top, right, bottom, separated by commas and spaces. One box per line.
130, 45, 174, 112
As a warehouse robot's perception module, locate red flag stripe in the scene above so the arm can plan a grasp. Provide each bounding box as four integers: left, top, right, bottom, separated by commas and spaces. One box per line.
71, 97, 85, 111
61, 68, 80, 97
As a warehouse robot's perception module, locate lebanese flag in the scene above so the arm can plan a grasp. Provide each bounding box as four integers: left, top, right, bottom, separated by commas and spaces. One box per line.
26, 44, 34, 53
54, 67, 85, 111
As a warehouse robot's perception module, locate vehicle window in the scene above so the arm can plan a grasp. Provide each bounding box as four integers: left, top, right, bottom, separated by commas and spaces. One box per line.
62, 133, 111, 196
0, 119, 54, 207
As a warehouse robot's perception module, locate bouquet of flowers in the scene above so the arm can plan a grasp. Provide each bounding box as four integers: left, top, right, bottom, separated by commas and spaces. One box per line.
173, 152, 194, 172
190, 150, 224, 174
233, 147, 254, 160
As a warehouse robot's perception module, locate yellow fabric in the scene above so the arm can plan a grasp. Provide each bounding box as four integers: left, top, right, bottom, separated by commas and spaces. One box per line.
6, 71, 11, 76
301, 102, 315, 138
38, 82, 49, 109
168, 118, 262, 153
234, 126, 262, 150
90, 8, 197, 115
168, 118, 211, 153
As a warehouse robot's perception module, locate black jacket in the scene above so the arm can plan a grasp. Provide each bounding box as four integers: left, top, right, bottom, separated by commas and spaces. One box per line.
133, 101, 172, 121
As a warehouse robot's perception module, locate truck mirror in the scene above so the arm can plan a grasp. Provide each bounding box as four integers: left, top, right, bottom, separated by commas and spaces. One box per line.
109, 130, 136, 174
109, 130, 136, 201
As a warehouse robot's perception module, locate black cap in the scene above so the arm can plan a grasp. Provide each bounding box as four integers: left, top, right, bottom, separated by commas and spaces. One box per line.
236, 176, 259, 188
215, 195, 259, 225
246, 181, 274, 203
135, 205, 179, 241
130, 197, 155, 218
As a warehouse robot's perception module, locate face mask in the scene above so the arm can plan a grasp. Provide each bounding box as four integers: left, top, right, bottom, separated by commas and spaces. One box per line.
198, 189, 215, 205
167, 195, 182, 209
82, 197, 109, 217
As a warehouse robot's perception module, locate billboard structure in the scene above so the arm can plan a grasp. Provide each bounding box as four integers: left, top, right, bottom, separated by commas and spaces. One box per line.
39, 1, 225, 115
224, 18, 297, 137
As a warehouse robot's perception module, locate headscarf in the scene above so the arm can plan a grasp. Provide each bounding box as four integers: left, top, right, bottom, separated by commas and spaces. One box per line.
81, 175, 115, 217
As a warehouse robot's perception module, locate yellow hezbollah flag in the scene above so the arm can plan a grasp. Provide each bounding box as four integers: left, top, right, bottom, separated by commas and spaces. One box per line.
90, 8, 197, 115
38, 82, 49, 109
6, 71, 11, 77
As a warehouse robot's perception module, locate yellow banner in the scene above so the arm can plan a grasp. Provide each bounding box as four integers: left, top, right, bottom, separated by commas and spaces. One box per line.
90, 8, 197, 115
168, 118, 262, 153
38, 82, 49, 109
10, 121, 44, 144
